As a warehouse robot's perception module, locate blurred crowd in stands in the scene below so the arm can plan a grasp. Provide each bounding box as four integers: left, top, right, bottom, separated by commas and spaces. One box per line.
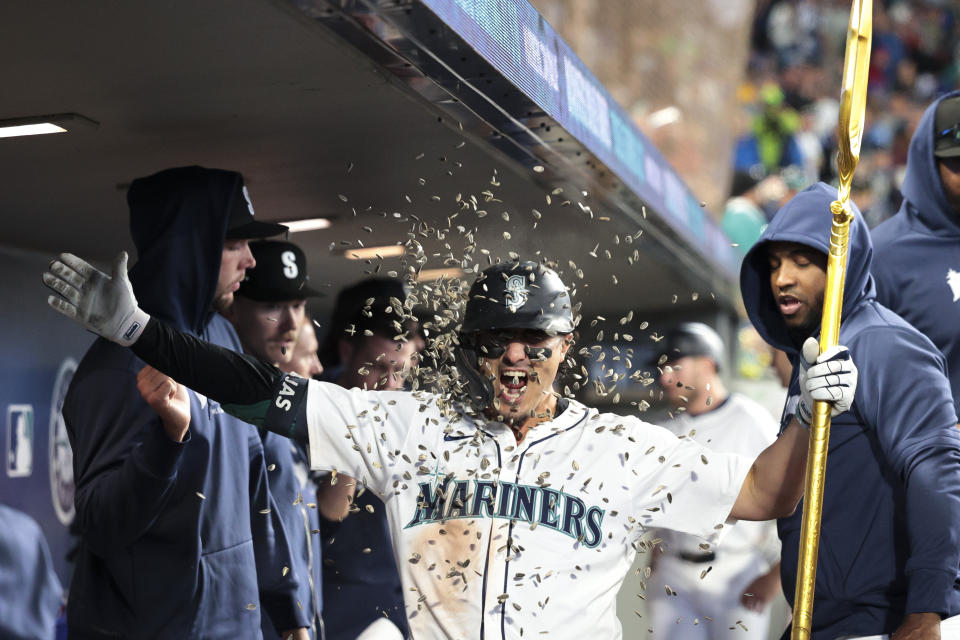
723, 0, 959, 253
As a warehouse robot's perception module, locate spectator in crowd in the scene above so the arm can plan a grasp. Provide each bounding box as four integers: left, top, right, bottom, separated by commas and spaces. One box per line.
0, 504, 64, 640
722, 170, 769, 257
738, 0, 959, 230
873, 91, 960, 415
740, 182, 960, 639
316, 278, 420, 640
62, 166, 308, 638
734, 84, 806, 177
224, 240, 325, 639
647, 323, 783, 640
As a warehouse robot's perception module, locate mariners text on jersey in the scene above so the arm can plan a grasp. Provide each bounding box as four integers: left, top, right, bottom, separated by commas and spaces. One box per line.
404, 475, 606, 548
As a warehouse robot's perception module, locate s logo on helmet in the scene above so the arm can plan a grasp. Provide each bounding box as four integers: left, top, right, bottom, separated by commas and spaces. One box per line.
504, 275, 529, 313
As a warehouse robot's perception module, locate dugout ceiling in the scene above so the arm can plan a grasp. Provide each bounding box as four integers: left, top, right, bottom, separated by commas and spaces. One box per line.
0, 0, 739, 324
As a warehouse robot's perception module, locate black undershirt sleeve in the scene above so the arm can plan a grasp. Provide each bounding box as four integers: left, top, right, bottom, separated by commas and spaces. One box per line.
130, 318, 310, 445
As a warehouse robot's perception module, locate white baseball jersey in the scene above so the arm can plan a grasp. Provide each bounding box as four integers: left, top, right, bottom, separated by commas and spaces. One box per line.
656, 393, 780, 558
297, 381, 754, 640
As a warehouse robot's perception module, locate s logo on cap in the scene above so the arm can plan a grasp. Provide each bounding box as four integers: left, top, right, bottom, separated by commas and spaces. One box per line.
281, 251, 299, 279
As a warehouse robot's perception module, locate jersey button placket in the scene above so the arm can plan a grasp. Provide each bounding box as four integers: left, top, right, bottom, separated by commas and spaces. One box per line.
476, 428, 510, 639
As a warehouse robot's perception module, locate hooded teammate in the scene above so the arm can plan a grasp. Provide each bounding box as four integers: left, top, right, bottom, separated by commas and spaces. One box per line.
43, 258, 857, 640
741, 182, 960, 639
57, 167, 308, 638
872, 91, 960, 415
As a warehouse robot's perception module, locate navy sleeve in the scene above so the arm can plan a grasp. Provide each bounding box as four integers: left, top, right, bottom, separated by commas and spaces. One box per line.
64, 355, 189, 556
130, 319, 310, 445
854, 327, 960, 616
248, 430, 307, 632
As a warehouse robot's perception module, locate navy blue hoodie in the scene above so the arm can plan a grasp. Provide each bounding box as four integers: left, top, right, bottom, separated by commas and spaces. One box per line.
873, 90, 960, 416
741, 182, 960, 638
63, 167, 304, 638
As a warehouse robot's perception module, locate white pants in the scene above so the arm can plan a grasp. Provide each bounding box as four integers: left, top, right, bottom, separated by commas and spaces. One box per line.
647, 552, 775, 640
354, 618, 404, 640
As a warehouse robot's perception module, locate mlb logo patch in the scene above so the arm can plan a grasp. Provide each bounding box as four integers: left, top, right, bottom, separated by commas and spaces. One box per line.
6, 404, 34, 478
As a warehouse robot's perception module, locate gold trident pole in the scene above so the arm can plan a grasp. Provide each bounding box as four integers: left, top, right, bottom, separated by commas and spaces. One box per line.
790, 1, 872, 638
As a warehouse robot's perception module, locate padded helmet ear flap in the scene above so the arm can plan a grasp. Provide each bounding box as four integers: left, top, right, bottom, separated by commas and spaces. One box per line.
454, 338, 494, 411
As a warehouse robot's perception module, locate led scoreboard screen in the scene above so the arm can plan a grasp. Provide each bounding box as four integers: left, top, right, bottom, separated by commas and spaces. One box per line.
420, 0, 739, 276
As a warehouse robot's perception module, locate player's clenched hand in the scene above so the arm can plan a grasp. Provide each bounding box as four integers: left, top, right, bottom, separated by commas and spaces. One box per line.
137, 366, 190, 442
43, 251, 150, 346
796, 337, 858, 426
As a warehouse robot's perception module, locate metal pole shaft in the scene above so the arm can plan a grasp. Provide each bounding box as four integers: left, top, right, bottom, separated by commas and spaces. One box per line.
790, 1, 871, 637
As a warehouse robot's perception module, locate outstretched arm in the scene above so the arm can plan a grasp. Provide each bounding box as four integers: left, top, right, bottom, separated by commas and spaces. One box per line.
134, 316, 311, 444
44, 252, 309, 443
44, 252, 419, 494
732, 339, 858, 521
732, 419, 809, 520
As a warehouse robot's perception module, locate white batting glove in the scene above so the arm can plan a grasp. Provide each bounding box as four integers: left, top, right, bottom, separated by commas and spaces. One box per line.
43, 252, 150, 347
796, 337, 858, 427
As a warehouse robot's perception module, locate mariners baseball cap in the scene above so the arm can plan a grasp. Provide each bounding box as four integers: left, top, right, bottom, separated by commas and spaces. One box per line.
236, 240, 321, 301
225, 181, 288, 239
934, 96, 960, 158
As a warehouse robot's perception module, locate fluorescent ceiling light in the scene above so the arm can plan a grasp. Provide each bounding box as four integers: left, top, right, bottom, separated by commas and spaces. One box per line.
344, 245, 406, 260
280, 217, 332, 233
416, 267, 464, 281
0, 123, 66, 139
0, 113, 98, 139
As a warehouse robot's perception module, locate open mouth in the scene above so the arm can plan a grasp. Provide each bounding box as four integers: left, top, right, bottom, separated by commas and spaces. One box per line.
778, 294, 802, 316
499, 370, 528, 404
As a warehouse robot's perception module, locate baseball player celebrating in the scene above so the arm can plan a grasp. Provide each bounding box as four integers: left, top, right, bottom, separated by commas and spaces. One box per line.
43, 257, 857, 640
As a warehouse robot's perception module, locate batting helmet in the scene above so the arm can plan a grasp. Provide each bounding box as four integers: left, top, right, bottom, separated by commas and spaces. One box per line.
654, 322, 726, 371
460, 261, 575, 335
455, 261, 576, 409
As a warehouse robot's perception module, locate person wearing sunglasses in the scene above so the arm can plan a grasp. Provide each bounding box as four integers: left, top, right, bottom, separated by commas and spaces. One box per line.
43, 258, 858, 640
873, 91, 960, 417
